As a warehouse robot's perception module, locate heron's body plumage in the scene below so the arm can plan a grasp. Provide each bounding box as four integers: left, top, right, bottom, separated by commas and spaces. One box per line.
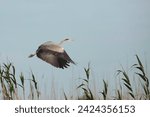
29, 39, 75, 69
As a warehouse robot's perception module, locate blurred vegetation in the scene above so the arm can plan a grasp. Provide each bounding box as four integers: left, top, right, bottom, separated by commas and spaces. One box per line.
0, 55, 149, 100
0, 63, 40, 100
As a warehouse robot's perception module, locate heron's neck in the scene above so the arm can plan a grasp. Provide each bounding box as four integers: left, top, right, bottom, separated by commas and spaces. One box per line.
59, 39, 69, 45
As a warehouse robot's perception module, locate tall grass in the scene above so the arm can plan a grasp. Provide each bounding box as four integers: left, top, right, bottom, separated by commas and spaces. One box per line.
0, 55, 149, 100
134, 55, 150, 99
77, 63, 94, 100
117, 69, 135, 99
100, 80, 108, 100
0, 63, 39, 100
115, 55, 150, 99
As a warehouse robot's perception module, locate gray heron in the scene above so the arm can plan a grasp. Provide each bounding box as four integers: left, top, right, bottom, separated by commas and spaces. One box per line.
28, 39, 75, 69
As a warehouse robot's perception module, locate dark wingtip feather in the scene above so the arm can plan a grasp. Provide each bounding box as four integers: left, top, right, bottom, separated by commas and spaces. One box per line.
57, 58, 71, 69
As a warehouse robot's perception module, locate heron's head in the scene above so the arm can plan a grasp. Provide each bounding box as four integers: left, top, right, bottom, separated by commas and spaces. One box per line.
59, 38, 73, 45
64, 38, 73, 42
64, 38, 69, 41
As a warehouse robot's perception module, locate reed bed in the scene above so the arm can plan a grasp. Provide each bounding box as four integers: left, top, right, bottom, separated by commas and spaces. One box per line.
0, 55, 149, 100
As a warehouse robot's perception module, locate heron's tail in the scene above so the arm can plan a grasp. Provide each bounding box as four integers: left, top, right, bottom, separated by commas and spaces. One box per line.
28, 53, 36, 58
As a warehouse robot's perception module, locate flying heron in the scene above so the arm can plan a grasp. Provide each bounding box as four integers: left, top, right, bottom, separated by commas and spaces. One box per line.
28, 39, 75, 69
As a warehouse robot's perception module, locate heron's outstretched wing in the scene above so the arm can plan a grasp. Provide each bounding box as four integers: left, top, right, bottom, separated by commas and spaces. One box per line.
42, 43, 64, 53
62, 50, 75, 64
36, 44, 75, 68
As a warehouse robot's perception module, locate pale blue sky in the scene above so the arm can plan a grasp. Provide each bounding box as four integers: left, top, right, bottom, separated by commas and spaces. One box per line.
0, 0, 150, 99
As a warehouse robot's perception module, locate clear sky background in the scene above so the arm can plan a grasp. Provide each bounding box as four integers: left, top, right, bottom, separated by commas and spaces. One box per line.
0, 0, 150, 99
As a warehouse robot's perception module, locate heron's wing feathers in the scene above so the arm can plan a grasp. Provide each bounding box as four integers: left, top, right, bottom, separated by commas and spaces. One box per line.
42, 43, 64, 53
62, 51, 75, 64
37, 51, 70, 69
36, 43, 75, 68
36, 46, 72, 68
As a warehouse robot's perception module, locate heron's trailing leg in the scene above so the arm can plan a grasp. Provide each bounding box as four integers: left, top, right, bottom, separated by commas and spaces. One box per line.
28, 53, 36, 58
